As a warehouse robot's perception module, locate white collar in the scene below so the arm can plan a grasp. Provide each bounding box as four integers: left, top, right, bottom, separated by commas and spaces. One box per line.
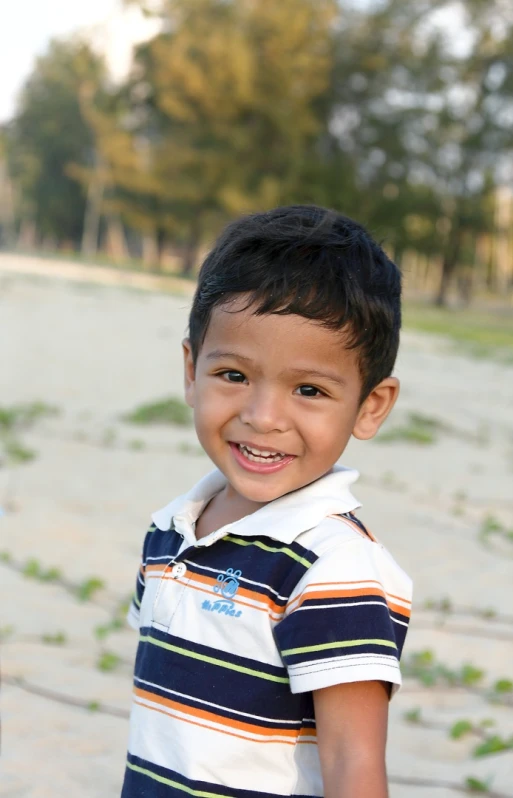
151, 465, 361, 546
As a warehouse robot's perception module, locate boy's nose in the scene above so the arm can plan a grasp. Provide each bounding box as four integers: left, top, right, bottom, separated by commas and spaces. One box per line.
239, 388, 289, 434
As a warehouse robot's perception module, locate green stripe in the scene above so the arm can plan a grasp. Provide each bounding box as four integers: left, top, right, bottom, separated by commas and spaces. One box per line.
226, 535, 313, 569
282, 638, 397, 656
141, 635, 289, 684
133, 592, 141, 609
126, 761, 231, 798
148, 523, 157, 532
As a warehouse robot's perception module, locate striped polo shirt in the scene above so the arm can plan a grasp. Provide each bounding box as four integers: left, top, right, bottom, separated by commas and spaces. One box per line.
122, 466, 412, 798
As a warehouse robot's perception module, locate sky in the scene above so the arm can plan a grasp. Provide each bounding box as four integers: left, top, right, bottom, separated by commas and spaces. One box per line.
0, 0, 159, 122
1, 0, 467, 124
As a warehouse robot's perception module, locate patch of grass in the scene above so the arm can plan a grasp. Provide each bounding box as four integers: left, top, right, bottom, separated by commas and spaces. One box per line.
403, 301, 513, 362
0, 401, 59, 432
378, 412, 441, 445
123, 397, 192, 427
128, 439, 146, 451
21, 558, 61, 582
97, 651, 121, 672
404, 707, 422, 724
478, 514, 513, 550
465, 776, 493, 793
177, 441, 205, 456
75, 577, 105, 602
42, 631, 67, 645
3, 439, 36, 464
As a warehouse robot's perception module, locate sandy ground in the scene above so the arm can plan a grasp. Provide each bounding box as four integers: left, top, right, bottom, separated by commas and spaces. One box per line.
1, 254, 512, 798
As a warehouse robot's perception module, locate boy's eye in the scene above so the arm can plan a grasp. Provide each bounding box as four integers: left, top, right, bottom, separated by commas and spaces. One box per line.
297, 385, 323, 398
221, 370, 246, 383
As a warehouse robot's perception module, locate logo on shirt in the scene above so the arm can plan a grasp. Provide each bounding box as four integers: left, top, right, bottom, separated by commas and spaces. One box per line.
201, 567, 242, 618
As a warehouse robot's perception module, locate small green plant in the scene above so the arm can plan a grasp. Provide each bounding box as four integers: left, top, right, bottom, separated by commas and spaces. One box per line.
0, 401, 59, 432
402, 650, 485, 689
101, 428, 117, 447
42, 631, 67, 645
493, 679, 513, 694
4, 439, 36, 464
97, 651, 121, 672
94, 618, 124, 640
450, 719, 473, 739
22, 558, 61, 582
76, 577, 105, 602
123, 397, 192, 427
87, 700, 100, 712
465, 776, 492, 793
177, 441, 205, 456
0, 550, 12, 563
473, 735, 513, 758
128, 439, 145, 451
378, 412, 441, 445
0, 625, 14, 640
478, 514, 513, 549
404, 707, 422, 724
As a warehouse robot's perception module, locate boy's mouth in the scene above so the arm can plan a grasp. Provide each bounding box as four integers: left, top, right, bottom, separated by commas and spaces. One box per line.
229, 441, 296, 473
235, 443, 287, 463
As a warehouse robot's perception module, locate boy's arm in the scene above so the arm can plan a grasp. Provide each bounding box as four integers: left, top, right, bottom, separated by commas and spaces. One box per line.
313, 680, 390, 798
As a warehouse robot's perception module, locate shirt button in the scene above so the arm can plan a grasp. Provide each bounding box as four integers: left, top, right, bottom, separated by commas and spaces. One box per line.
171, 563, 186, 579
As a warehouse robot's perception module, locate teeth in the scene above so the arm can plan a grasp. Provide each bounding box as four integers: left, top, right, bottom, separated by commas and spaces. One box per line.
238, 444, 286, 462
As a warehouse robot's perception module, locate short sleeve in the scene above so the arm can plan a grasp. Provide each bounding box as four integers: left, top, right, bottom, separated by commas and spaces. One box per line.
274, 535, 412, 696
126, 525, 154, 631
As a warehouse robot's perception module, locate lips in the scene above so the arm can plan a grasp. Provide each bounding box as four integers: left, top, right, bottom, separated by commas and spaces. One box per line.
228, 442, 296, 474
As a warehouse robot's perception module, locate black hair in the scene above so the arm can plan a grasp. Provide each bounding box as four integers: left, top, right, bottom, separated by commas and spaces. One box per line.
188, 205, 401, 401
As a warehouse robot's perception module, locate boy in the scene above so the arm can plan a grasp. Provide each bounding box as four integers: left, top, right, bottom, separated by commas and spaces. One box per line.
122, 205, 412, 798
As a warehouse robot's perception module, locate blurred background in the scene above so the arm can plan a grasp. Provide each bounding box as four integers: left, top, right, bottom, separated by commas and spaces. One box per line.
1, 2, 513, 797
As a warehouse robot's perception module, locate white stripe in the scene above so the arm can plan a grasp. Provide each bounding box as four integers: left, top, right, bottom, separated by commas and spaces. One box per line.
134, 697, 297, 743
134, 676, 299, 725
294, 599, 388, 612
183, 559, 289, 601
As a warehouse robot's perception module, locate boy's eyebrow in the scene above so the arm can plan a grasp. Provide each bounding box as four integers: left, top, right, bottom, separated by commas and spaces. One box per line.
286, 367, 347, 387
205, 349, 254, 363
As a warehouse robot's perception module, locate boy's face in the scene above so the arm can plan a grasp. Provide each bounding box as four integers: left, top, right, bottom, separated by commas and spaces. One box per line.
183, 297, 398, 507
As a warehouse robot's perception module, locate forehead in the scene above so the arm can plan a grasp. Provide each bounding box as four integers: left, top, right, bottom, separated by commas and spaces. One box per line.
201, 299, 358, 372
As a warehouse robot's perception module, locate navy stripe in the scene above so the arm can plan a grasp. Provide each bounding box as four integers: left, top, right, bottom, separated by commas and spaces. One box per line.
134, 676, 305, 731
122, 753, 315, 798
134, 627, 311, 722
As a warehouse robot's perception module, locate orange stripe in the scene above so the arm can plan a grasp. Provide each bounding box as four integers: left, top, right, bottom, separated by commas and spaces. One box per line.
134, 687, 299, 740
291, 586, 411, 619
145, 567, 285, 618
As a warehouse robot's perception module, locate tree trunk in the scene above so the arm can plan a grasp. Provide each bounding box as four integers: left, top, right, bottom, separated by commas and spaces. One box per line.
181, 217, 202, 277
435, 218, 461, 307
81, 170, 104, 256
104, 216, 128, 262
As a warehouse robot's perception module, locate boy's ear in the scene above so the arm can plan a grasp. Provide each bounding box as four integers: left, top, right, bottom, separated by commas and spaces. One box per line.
182, 338, 196, 408
352, 377, 400, 440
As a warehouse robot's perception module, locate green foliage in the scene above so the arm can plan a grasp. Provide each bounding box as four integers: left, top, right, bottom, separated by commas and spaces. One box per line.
450, 720, 473, 740
6, 38, 106, 247
478, 514, 513, 549
3, 440, 35, 464
76, 577, 105, 602
378, 413, 441, 445
404, 707, 422, 724
465, 776, 492, 793
473, 735, 513, 758
94, 618, 124, 640
0, 402, 59, 467
124, 397, 192, 426
402, 650, 485, 688
493, 679, 513, 694
128, 439, 146, 451
22, 558, 61, 582
87, 700, 100, 712
42, 631, 67, 645
0, 550, 12, 563
97, 651, 121, 672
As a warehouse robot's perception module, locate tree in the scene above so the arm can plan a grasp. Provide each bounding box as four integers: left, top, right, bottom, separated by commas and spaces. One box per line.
6, 38, 106, 249
89, 0, 337, 273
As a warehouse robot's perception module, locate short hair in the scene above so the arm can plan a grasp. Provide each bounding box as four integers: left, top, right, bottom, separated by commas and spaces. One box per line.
188, 205, 401, 401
